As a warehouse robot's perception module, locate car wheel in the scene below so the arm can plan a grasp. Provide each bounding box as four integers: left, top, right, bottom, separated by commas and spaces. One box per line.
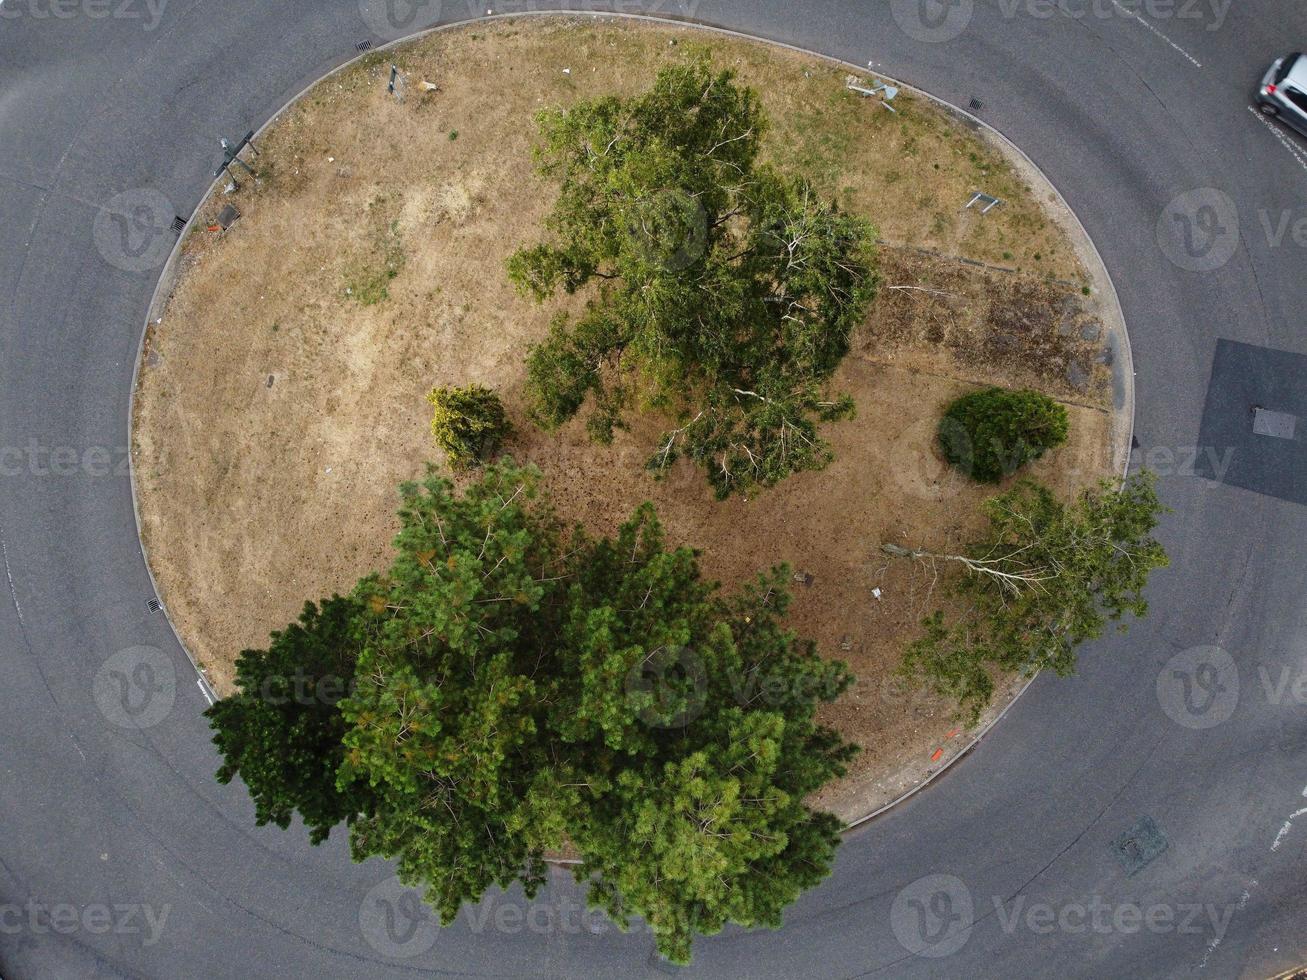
1260, 103, 1279, 117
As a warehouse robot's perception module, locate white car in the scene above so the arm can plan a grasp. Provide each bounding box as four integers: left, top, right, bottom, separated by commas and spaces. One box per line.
1257, 53, 1307, 138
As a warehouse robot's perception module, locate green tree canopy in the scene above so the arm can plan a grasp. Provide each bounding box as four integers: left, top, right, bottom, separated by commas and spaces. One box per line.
206, 595, 373, 844
427, 383, 512, 470
938, 386, 1069, 483
509, 57, 879, 498
894, 473, 1169, 721
209, 461, 855, 963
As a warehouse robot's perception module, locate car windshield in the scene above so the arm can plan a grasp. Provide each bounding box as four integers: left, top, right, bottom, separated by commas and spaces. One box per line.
1275, 53, 1300, 84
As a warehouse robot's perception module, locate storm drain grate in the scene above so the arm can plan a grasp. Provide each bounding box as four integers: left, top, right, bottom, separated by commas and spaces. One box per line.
146, 597, 163, 613
171, 215, 187, 234
1112, 816, 1169, 877
969, 97, 984, 111
356, 39, 372, 52
1252, 407, 1297, 440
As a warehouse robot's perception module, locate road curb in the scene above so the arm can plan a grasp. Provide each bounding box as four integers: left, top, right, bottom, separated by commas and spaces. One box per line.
124, 8, 1136, 840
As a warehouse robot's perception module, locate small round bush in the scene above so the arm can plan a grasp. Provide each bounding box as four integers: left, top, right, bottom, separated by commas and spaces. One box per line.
428, 384, 512, 471
938, 387, 1068, 483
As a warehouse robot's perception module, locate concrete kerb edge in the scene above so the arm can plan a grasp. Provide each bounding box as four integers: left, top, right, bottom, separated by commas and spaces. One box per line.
123, 8, 1137, 842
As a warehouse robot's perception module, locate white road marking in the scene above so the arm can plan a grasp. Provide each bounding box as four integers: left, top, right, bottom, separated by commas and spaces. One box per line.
1198, 879, 1257, 970
1249, 105, 1307, 173
1109, 0, 1202, 68
0, 521, 23, 625
196, 677, 215, 706
1271, 807, 1307, 851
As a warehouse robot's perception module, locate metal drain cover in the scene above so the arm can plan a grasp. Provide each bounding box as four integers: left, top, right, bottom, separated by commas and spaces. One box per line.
217, 204, 241, 230
1253, 407, 1296, 439
1112, 816, 1169, 877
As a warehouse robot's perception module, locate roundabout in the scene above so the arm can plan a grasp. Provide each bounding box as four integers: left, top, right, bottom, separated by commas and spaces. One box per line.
1, 2, 1305, 977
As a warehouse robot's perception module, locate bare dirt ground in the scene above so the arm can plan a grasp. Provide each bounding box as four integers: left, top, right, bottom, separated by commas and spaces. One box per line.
133, 17, 1114, 822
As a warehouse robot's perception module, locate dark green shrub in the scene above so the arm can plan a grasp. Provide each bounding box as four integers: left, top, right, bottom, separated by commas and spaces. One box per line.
938, 387, 1068, 482
428, 383, 512, 470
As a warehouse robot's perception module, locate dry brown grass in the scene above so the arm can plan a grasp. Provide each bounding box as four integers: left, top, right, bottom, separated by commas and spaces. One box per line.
133, 17, 1112, 821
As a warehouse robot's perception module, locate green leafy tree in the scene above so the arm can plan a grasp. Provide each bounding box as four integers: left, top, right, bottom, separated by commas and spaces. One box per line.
428, 383, 512, 470
337, 463, 564, 920
938, 386, 1069, 483
509, 58, 879, 498
212, 461, 855, 963
890, 473, 1169, 721
206, 595, 373, 844
553, 506, 854, 962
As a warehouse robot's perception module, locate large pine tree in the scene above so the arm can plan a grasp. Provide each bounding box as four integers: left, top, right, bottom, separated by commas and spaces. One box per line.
208, 462, 855, 963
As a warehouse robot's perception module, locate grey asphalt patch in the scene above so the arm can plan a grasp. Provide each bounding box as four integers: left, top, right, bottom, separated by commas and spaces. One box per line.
1195, 339, 1307, 503
1112, 816, 1170, 878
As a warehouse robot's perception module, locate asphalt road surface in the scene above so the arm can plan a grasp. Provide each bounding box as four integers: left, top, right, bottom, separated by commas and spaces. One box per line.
2, 1, 1306, 977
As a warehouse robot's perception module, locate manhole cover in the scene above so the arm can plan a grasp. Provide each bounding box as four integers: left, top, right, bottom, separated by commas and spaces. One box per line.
1253, 407, 1296, 440
1111, 815, 1169, 877
217, 204, 241, 230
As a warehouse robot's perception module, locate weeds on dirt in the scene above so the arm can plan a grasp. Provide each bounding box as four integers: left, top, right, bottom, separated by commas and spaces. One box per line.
344, 217, 405, 306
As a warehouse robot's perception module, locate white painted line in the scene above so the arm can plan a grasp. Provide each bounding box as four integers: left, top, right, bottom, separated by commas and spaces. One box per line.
196, 676, 215, 707
1248, 106, 1307, 174
0, 521, 23, 625
1109, 0, 1202, 68
1270, 806, 1307, 851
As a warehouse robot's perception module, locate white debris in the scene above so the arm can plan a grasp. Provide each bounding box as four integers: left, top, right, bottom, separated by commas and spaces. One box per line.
872, 587, 882, 600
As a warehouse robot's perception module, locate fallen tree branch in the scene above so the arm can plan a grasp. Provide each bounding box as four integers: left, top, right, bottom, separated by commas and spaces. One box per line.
880, 542, 1053, 595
